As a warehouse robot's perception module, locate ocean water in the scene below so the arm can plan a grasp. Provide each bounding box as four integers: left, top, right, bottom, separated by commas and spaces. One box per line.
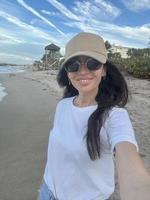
0, 65, 25, 102
0, 65, 25, 74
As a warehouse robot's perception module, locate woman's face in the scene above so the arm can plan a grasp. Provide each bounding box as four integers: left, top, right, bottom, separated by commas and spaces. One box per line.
67, 56, 105, 96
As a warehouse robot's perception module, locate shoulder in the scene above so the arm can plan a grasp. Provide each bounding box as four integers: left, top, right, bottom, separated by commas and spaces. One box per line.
106, 107, 132, 129
53, 97, 74, 123
107, 106, 130, 123
56, 96, 74, 110
109, 106, 128, 116
57, 96, 74, 105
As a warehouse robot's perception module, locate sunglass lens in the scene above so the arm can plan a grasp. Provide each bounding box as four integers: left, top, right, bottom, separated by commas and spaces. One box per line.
65, 60, 79, 72
87, 59, 102, 70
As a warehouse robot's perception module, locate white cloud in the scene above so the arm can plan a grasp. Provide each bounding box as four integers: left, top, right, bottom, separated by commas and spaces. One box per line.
0, 27, 51, 47
36, 0, 149, 48
46, 0, 121, 22
0, 31, 25, 44
17, 0, 64, 35
0, 52, 34, 63
94, 0, 121, 17
73, 0, 121, 21
46, 0, 149, 47
29, 18, 49, 27
0, 0, 26, 18
44, 0, 149, 48
121, 0, 150, 11
0, 10, 58, 42
46, 0, 80, 20
30, 18, 40, 25
64, 19, 150, 48
41, 10, 61, 17
47, 0, 149, 47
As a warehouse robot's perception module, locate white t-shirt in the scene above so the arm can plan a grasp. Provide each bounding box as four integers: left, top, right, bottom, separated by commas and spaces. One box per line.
44, 96, 138, 200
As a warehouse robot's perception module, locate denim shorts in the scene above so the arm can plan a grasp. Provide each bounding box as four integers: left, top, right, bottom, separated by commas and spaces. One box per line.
39, 181, 58, 200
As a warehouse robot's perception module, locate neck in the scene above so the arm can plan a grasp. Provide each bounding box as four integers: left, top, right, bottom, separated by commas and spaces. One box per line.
74, 94, 97, 107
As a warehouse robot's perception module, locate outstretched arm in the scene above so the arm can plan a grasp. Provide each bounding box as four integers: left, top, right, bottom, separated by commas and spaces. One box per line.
115, 141, 150, 200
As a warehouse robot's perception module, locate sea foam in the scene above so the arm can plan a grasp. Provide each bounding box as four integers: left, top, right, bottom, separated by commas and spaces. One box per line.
0, 83, 7, 102
0, 65, 25, 102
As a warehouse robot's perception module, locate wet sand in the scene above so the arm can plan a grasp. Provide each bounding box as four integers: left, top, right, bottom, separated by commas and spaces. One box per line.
0, 72, 61, 200
0, 69, 150, 200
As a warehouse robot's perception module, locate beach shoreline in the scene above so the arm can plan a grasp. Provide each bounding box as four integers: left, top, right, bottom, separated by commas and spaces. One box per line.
0, 68, 150, 200
0, 70, 62, 200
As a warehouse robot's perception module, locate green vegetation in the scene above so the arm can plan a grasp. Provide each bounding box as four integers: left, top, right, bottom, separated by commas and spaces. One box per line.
105, 41, 150, 79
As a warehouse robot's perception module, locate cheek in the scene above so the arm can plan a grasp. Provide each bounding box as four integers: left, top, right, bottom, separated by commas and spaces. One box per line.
95, 69, 104, 79
67, 73, 76, 82
96, 77, 102, 86
67, 73, 77, 87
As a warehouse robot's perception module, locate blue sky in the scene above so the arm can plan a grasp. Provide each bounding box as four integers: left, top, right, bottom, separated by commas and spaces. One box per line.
0, 0, 150, 64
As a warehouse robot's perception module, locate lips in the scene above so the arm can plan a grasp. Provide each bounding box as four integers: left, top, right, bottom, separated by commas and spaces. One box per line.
78, 79, 92, 85
80, 79, 89, 83
77, 77, 92, 81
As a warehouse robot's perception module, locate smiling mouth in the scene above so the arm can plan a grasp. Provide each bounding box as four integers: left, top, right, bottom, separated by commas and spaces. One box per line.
78, 79, 92, 84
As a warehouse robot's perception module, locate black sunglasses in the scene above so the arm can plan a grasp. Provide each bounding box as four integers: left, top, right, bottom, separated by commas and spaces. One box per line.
64, 57, 102, 73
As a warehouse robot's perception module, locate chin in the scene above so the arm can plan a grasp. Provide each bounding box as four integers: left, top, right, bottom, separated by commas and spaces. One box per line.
78, 87, 97, 94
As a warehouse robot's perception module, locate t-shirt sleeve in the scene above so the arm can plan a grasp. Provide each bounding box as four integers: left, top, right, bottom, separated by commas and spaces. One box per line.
106, 107, 139, 153
48, 100, 61, 123
53, 100, 62, 126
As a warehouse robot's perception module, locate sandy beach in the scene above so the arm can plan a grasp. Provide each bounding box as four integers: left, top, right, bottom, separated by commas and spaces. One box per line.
0, 70, 62, 200
0, 68, 150, 200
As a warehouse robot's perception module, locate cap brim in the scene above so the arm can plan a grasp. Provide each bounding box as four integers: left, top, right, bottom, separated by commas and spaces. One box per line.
61, 51, 107, 68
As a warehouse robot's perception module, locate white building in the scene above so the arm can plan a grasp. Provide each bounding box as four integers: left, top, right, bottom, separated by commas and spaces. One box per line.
110, 45, 130, 58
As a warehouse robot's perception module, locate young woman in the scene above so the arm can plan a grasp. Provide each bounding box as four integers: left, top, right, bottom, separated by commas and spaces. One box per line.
39, 32, 150, 200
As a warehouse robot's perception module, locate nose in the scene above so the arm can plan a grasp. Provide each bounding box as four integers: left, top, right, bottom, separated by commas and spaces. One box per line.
78, 62, 89, 73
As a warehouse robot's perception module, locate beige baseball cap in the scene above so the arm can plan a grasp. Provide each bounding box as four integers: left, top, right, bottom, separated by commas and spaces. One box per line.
61, 32, 107, 68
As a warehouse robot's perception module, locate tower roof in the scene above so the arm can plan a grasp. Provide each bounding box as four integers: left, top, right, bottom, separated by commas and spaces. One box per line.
45, 43, 60, 51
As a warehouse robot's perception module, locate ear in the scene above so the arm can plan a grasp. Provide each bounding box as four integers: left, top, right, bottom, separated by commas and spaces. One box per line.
67, 72, 71, 79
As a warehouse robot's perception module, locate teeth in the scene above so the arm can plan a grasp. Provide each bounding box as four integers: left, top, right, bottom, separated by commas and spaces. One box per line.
81, 79, 88, 83
80, 79, 89, 83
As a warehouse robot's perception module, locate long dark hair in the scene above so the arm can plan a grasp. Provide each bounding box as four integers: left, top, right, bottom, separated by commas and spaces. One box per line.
57, 61, 128, 160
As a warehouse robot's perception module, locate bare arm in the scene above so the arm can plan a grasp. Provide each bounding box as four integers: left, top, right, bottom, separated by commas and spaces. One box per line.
115, 141, 150, 200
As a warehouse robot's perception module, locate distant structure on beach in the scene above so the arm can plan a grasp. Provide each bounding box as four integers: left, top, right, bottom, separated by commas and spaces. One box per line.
43, 43, 61, 70
110, 45, 130, 58
45, 43, 60, 60
33, 43, 62, 71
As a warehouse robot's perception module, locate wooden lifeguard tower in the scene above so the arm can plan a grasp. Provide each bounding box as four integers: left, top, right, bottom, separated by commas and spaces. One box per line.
44, 43, 60, 69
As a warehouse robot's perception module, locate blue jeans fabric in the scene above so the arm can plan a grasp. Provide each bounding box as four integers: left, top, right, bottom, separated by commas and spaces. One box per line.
39, 181, 58, 200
